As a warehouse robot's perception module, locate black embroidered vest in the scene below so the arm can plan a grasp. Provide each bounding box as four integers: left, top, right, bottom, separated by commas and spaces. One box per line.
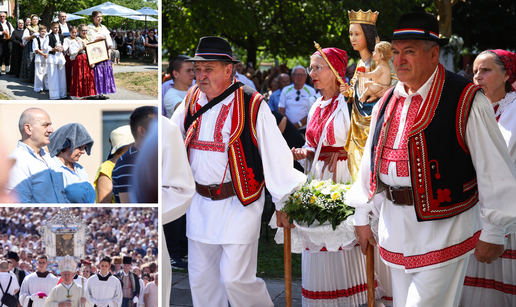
48, 33, 64, 48
183, 84, 265, 206
369, 64, 482, 221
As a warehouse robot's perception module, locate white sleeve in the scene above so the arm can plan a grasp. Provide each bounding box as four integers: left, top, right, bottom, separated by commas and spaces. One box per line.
19, 276, 31, 307
162, 118, 195, 224
63, 38, 71, 52
278, 87, 287, 108
346, 100, 386, 226
43, 36, 51, 53
255, 101, 306, 210
22, 29, 30, 42
112, 278, 123, 307
465, 92, 516, 244
497, 97, 516, 162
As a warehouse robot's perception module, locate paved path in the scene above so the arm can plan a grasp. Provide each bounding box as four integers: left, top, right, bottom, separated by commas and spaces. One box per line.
0, 64, 157, 100
170, 272, 303, 307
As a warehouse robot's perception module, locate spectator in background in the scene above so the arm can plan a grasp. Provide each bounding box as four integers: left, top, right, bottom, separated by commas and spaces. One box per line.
114, 31, 125, 58
143, 273, 157, 307
144, 30, 157, 65
112, 106, 157, 203
232, 55, 256, 90
93, 125, 134, 203
345, 63, 357, 84
133, 31, 145, 60
278, 66, 316, 134
163, 55, 194, 118
268, 73, 290, 113
262, 75, 278, 103
124, 31, 134, 58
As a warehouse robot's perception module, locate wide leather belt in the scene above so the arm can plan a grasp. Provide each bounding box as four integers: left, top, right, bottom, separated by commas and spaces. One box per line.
196, 182, 236, 201
380, 181, 414, 206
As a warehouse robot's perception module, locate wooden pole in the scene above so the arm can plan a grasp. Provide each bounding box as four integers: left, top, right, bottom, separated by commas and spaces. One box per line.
367, 242, 375, 307
284, 227, 292, 307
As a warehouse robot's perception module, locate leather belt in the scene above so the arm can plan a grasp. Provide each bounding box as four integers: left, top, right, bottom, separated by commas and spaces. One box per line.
195, 182, 236, 201
380, 181, 414, 206
49, 51, 55, 55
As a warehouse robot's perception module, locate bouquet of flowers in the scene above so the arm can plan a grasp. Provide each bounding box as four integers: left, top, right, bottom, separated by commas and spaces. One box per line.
281, 179, 355, 230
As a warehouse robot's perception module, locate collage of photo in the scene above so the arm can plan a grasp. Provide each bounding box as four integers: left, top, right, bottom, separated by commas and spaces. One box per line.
3, 1, 516, 307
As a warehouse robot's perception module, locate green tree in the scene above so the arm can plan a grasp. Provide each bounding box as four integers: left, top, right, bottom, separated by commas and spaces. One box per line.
452, 0, 516, 51
163, 0, 434, 66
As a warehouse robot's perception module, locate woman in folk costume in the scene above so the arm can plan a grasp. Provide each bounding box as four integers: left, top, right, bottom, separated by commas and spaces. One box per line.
87, 10, 116, 97
460, 50, 516, 307
290, 47, 387, 307
64, 25, 97, 99
44, 255, 92, 307
20, 14, 39, 81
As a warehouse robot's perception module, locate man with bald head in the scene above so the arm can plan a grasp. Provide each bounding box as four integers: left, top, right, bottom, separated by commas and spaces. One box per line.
268, 73, 290, 113
5, 108, 68, 203
0, 259, 19, 305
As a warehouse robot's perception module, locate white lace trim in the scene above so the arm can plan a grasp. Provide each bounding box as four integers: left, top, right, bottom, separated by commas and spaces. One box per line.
270, 214, 379, 254
492, 91, 516, 118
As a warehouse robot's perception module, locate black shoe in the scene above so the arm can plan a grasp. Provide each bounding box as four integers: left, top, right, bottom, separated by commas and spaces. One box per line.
170, 257, 187, 269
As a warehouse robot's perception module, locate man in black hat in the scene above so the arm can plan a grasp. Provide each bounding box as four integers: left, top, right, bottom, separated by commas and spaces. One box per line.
170, 36, 305, 306
5, 251, 25, 290
115, 257, 139, 307
347, 12, 516, 306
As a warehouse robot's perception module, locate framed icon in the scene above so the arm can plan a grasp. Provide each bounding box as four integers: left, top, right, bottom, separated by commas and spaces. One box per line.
86, 40, 108, 65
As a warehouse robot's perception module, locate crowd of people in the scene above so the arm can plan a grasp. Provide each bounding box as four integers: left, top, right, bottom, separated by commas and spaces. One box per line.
0, 207, 158, 307
163, 11, 516, 307
109, 28, 158, 65
2, 11, 117, 99
4, 105, 158, 203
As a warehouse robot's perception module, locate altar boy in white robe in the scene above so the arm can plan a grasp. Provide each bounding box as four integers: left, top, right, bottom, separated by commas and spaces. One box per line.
33, 26, 48, 93
20, 255, 59, 307
44, 255, 92, 307
44, 22, 67, 100
86, 257, 122, 307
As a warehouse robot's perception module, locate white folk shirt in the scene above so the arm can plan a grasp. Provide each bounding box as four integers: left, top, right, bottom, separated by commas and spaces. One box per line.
59, 23, 69, 37
346, 67, 516, 273
172, 84, 306, 244
0, 21, 14, 39
20, 272, 59, 307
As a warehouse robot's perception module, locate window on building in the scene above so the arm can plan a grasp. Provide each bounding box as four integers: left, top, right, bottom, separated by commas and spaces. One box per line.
102, 111, 132, 161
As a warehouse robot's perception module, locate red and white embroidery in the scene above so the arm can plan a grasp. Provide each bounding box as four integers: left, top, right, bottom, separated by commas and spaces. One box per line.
380, 95, 422, 177
302, 282, 376, 300
379, 230, 481, 269
190, 104, 231, 153
306, 96, 338, 148
464, 277, 516, 295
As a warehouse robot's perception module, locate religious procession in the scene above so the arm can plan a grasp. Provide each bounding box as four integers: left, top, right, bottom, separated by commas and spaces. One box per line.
0, 1, 158, 100
0, 208, 158, 307
163, 3, 516, 307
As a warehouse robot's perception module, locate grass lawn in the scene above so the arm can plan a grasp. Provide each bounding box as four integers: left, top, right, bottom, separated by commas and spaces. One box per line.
113, 71, 158, 97
0, 92, 10, 100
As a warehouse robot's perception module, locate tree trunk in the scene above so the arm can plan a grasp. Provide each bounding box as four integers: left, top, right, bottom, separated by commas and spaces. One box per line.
246, 35, 257, 70
436, 0, 453, 38
41, 5, 55, 28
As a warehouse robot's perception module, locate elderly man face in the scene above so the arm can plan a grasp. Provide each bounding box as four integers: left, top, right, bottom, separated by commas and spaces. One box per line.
194, 61, 234, 100
0, 12, 6, 23
61, 271, 73, 284
392, 40, 440, 93
291, 67, 307, 89
58, 12, 66, 24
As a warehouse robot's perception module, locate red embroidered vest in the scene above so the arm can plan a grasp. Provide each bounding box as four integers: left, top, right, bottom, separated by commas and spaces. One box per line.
183, 84, 265, 206
369, 64, 483, 221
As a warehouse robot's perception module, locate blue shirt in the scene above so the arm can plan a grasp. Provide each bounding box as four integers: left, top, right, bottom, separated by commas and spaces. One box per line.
268, 89, 281, 113
6, 141, 69, 203
52, 157, 95, 203
112, 146, 139, 203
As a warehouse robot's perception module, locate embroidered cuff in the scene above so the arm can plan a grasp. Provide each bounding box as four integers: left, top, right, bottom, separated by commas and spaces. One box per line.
479, 223, 507, 245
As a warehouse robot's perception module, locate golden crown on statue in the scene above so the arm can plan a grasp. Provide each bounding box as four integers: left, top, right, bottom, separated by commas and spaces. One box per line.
348, 9, 379, 26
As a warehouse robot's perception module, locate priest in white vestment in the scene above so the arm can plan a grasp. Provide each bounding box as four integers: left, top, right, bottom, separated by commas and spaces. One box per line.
44, 255, 92, 307
86, 257, 122, 307
20, 255, 59, 307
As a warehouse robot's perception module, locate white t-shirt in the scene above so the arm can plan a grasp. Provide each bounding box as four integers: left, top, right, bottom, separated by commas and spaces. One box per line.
278, 84, 317, 125
163, 87, 188, 118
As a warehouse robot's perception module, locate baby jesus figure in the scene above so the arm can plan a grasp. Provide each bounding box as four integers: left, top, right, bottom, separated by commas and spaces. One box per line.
357, 41, 393, 103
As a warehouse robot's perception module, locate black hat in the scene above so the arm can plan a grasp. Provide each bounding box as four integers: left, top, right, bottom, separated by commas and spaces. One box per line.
5, 251, 19, 262
389, 12, 448, 47
122, 256, 132, 264
187, 36, 239, 63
